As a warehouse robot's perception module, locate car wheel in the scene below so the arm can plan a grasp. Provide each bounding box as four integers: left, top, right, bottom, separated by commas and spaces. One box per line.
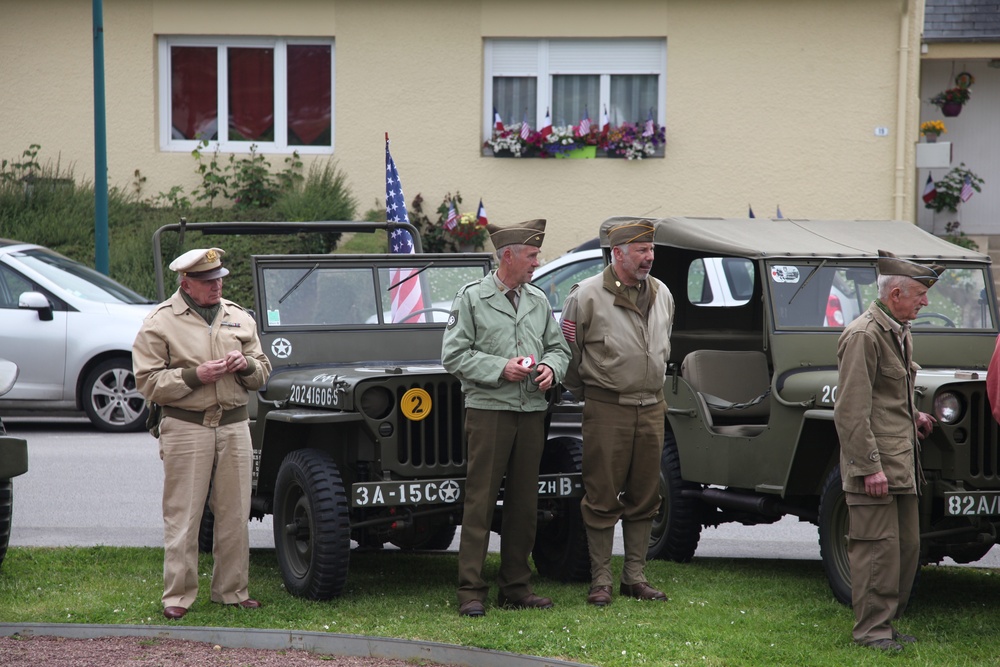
273, 448, 351, 600
0, 478, 11, 568
531, 436, 590, 582
82, 358, 148, 432
818, 466, 852, 606
647, 432, 703, 562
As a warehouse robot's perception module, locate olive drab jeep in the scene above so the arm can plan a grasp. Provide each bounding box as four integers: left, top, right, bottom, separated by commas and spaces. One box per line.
151, 221, 588, 600
0, 358, 29, 569
618, 216, 1000, 605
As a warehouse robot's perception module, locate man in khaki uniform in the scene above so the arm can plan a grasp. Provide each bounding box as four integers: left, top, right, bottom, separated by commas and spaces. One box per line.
834, 250, 939, 652
441, 219, 570, 617
133, 248, 271, 620
561, 221, 674, 607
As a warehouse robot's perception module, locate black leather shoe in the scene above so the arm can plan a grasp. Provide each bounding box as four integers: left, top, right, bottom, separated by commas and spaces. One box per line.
163, 606, 187, 620
498, 593, 554, 609
458, 600, 486, 617
587, 585, 613, 607
858, 638, 904, 652
892, 629, 917, 644
619, 582, 668, 601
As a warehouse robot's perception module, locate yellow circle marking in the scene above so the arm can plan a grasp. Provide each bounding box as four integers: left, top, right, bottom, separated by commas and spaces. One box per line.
401, 388, 432, 421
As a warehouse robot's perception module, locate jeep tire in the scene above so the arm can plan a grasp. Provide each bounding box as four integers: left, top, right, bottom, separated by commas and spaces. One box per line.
0, 478, 11, 568
647, 432, 703, 562
273, 448, 351, 600
818, 466, 852, 606
531, 436, 590, 582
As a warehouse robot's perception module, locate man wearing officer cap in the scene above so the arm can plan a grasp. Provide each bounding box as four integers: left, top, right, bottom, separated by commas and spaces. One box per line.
442, 219, 570, 617
133, 247, 271, 620
560, 219, 674, 607
834, 249, 940, 652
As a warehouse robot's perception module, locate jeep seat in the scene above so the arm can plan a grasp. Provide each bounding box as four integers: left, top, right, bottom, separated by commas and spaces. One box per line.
681, 350, 770, 437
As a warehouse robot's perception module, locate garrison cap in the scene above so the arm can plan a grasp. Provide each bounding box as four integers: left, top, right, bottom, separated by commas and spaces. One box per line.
607, 221, 655, 247
169, 247, 230, 280
876, 249, 942, 288
487, 219, 546, 249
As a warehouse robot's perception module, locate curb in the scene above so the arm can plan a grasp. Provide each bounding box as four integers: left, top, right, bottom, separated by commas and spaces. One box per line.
0, 623, 596, 667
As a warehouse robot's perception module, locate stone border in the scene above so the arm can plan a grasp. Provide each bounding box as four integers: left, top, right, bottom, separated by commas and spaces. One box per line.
0, 623, 595, 667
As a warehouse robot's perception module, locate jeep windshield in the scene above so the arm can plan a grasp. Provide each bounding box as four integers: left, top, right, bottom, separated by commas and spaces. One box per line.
258, 259, 487, 328
767, 261, 995, 331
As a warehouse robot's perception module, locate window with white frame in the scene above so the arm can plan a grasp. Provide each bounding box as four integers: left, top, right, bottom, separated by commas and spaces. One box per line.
484, 38, 666, 138
158, 36, 334, 154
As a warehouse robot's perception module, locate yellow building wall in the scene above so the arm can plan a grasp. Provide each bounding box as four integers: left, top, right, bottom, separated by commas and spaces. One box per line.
0, 0, 922, 259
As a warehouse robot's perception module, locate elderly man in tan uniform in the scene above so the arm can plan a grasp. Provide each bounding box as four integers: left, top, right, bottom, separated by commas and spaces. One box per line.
561, 221, 674, 607
133, 248, 271, 620
834, 250, 939, 652
442, 219, 570, 618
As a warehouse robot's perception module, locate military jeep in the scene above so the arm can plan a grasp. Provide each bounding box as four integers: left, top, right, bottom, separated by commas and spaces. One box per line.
152, 221, 588, 600
614, 216, 1000, 605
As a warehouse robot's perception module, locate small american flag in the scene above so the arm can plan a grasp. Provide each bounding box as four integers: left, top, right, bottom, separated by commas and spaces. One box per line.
444, 200, 459, 230
385, 136, 426, 323
477, 199, 488, 226
960, 175, 975, 202
577, 108, 591, 136
560, 318, 576, 343
520, 111, 531, 140
643, 109, 655, 137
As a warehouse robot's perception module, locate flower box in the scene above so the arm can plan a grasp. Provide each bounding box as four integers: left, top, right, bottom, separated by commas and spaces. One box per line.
556, 145, 597, 160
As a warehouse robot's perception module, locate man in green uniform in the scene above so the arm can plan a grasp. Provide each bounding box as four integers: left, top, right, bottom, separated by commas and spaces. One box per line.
442, 219, 570, 617
133, 248, 271, 621
561, 221, 674, 607
834, 250, 939, 652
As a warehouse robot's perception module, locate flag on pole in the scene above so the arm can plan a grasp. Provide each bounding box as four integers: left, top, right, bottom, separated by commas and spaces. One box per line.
776, 205, 784, 219
493, 107, 504, 132
520, 110, 531, 140
539, 108, 553, 138
922, 173, 938, 205
748, 205, 756, 219
578, 108, 591, 136
444, 200, 459, 230
385, 135, 426, 323
476, 199, 488, 226
643, 109, 655, 137
960, 175, 975, 202
601, 104, 610, 132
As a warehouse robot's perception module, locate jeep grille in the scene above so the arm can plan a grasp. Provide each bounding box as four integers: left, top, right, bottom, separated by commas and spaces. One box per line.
969, 390, 1000, 480
395, 379, 466, 471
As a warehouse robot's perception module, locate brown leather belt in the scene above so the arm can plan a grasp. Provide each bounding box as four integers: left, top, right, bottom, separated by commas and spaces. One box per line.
162, 405, 248, 426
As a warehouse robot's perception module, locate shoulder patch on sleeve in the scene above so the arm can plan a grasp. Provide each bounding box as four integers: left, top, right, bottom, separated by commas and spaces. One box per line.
446, 310, 459, 330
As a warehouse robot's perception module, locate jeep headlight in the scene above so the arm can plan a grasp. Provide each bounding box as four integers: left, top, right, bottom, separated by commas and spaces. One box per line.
933, 392, 963, 424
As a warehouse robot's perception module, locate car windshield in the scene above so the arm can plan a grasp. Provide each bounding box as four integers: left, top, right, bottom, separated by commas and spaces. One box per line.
260, 262, 485, 327
768, 261, 995, 331
12, 248, 152, 304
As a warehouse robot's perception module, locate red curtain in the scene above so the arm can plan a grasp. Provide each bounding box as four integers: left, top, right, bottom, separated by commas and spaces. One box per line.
171, 47, 218, 140
228, 48, 274, 141
287, 45, 331, 146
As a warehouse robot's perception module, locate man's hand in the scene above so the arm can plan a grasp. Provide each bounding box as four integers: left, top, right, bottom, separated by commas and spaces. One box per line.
533, 363, 555, 391
223, 350, 248, 374
864, 470, 889, 498
502, 357, 533, 383
916, 411, 936, 439
197, 352, 247, 384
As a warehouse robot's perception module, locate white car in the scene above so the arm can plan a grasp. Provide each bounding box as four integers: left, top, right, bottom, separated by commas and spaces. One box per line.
0, 239, 155, 431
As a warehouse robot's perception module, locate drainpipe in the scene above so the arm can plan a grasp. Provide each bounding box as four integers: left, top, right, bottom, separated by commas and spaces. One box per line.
893, 0, 913, 221
93, 0, 109, 275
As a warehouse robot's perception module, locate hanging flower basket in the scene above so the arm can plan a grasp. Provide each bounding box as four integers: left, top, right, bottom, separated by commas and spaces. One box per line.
940, 102, 963, 118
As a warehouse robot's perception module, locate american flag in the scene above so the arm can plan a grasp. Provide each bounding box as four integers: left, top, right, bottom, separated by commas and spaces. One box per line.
385, 137, 426, 323
960, 175, 975, 202
643, 109, 655, 137
494, 107, 504, 132
444, 200, 459, 230
520, 110, 531, 140
477, 199, 488, 226
577, 108, 591, 136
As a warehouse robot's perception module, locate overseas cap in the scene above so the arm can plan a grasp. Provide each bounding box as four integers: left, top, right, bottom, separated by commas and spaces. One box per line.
487, 219, 546, 249
876, 249, 942, 288
169, 247, 230, 280
607, 221, 655, 247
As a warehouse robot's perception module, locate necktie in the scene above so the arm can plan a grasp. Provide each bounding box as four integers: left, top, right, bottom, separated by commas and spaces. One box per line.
505, 290, 518, 312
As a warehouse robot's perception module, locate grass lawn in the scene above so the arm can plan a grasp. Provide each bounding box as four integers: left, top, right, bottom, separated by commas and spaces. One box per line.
1, 547, 999, 666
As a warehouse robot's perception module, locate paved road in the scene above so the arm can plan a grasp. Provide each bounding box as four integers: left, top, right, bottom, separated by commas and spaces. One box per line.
6, 418, 999, 569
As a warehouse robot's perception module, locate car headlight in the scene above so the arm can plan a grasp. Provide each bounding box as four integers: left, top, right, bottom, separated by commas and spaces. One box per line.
934, 392, 964, 424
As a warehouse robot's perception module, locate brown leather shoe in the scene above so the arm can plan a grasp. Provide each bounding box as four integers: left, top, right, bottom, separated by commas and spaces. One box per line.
587, 585, 613, 607
458, 600, 486, 617
498, 592, 554, 609
858, 638, 904, 652
229, 598, 261, 609
620, 582, 668, 601
163, 606, 187, 620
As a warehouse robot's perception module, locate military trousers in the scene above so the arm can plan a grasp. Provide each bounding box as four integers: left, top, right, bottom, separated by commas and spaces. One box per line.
457, 408, 545, 604
580, 398, 665, 586
159, 416, 253, 609
847, 492, 919, 644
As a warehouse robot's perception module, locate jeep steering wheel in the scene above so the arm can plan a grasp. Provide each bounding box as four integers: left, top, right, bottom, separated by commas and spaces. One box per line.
913, 311, 956, 327
395, 307, 452, 324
